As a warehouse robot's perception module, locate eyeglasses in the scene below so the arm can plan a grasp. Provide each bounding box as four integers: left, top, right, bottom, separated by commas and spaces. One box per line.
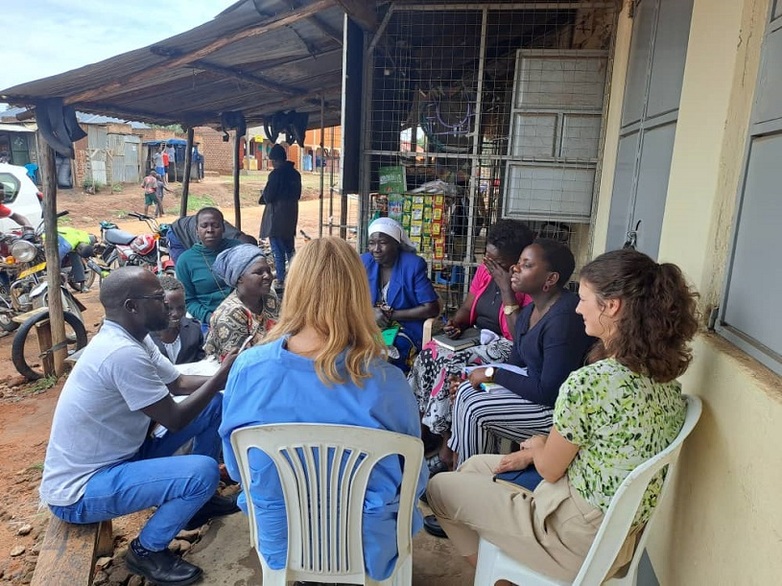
127, 293, 167, 303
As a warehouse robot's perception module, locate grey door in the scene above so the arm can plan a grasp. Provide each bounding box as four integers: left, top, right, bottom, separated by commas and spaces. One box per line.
606, 0, 693, 257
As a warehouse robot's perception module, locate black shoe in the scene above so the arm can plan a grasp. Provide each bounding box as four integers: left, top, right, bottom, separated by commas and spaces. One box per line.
184, 492, 240, 531
126, 541, 203, 586
423, 514, 448, 538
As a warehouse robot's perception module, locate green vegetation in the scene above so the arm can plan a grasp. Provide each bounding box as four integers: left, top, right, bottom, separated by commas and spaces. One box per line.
82, 177, 106, 193
27, 375, 57, 394
186, 194, 217, 212
111, 183, 123, 193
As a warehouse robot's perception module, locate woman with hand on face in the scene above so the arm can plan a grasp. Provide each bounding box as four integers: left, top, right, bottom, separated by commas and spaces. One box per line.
175, 207, 242, 332
150, 275, 206, 365
407, 219, 534, 472
204, 244, 279, 362
361, 217, 440, 372
426, 249, 699, 582
447, 239, 595, 469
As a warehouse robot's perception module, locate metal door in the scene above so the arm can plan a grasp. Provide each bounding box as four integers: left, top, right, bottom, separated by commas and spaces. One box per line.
606, 0, 693, 257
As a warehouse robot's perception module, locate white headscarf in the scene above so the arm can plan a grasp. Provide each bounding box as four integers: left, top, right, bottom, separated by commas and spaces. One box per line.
368, 217, 415, 250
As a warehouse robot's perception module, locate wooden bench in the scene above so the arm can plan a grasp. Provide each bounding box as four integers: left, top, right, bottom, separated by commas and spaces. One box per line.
31, 517, 113, 586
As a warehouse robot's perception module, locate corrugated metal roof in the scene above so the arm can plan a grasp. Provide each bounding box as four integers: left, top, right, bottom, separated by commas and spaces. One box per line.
0, 0, 350, 130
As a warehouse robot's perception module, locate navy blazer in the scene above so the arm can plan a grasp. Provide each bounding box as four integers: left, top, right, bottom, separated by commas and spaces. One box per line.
361, 250, 439, 348
150, 317, 206, 365
493, 290, 596, 408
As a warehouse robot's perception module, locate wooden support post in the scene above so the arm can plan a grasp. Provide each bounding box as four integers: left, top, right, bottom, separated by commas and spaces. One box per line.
36, 319, 55, 377
95, 520, 114, 557
38, 137, 67, 376
180, 128, 194, 217
233, 131, 242, 231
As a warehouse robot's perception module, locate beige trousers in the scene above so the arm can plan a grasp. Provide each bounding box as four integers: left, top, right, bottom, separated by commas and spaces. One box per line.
427, 455, 610, 582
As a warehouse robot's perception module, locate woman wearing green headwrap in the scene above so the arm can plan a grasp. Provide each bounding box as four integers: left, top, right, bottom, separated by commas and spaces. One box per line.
204, 244, 280, 361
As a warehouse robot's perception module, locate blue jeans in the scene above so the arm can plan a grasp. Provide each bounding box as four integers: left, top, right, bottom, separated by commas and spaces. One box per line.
269, 236, 295, 284
50, 395, 223, 551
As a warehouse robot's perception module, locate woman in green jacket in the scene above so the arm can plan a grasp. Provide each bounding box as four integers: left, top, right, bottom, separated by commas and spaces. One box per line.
175, 207, 241, 330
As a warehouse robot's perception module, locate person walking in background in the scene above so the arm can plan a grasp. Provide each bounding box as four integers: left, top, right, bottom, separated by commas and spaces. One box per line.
141, 170, 158, 217
166, 144, 177, 182
161, 147, 170, 184
152, 147, 165, 180
153, 172, 172, 217
258, 144, 301, 291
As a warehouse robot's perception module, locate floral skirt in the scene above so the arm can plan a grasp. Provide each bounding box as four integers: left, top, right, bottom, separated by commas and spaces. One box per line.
407, 337, 513, 435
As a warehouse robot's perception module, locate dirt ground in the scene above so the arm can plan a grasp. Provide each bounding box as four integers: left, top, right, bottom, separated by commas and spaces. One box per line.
0, 171, 357, 582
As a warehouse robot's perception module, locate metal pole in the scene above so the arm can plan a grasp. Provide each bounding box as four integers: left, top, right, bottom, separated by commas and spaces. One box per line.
38, 138, 66, 376
180, 128, 194, 217
233, 132, 242, 231
322, 96, 334, 236
319, 96, 326, 238
463, 8, 489, 297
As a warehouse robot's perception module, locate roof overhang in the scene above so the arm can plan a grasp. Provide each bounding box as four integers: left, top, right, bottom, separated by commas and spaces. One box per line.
0, 0, 378, 130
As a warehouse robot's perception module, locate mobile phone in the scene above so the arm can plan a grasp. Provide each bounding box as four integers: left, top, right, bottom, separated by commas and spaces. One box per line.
492, 467, 543, 491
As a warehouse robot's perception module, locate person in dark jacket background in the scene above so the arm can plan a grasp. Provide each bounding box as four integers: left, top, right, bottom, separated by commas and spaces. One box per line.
259, 144, 301, 289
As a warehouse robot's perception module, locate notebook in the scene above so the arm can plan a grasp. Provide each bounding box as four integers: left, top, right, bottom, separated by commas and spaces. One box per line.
432, 327, 481, 351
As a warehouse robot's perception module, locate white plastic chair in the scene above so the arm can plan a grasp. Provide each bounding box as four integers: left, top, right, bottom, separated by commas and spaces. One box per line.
230, 423, 424, 586
473, 394, 702, 586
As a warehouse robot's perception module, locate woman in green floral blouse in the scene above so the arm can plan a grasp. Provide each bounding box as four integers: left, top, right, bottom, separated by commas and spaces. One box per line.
426, 249, 699, 582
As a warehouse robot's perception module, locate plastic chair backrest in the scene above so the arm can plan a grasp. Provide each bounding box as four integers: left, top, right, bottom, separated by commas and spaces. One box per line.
574, 394, 703, 585
473, 395, 702, 586
230, 423, 423, 585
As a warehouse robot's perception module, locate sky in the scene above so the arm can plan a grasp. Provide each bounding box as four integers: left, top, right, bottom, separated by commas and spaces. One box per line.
1, 0, 239, 106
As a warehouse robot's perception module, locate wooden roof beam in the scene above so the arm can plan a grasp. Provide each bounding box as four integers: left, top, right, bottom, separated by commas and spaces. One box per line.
149, 46, 307, 96
286, 0, 344, 44
335, 0, 379, 33
64, 0, 337, 105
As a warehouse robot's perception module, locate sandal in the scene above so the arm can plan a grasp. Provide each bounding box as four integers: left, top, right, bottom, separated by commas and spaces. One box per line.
426, 454, 449, 477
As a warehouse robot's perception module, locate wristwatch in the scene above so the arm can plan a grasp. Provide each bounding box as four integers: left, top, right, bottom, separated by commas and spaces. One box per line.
485, 366, 495, 381
503, 304, 520, 316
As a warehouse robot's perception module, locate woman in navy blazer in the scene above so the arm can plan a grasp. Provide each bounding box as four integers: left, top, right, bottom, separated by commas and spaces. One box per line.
361, 217, 439, 372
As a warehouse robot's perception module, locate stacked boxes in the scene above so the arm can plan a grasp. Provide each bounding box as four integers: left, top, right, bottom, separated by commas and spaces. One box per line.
372, 167, 446, 266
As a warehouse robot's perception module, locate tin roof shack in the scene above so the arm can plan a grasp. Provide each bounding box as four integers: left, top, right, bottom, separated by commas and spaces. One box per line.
0, 123, 38, 169
75, 119, 143, 191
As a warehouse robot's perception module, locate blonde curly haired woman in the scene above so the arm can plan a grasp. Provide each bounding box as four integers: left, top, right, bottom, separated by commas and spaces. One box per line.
219, 237, 428, 582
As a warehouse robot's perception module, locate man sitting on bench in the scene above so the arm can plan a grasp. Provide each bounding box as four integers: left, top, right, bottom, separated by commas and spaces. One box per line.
39, 267, 238, 586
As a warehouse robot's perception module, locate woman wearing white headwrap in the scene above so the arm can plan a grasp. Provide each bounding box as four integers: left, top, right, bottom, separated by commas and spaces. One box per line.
204, 244, 280, 361
360, 217, 440, 372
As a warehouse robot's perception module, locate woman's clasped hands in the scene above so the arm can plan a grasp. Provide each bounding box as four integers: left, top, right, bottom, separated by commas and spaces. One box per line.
492, 434, 547, 474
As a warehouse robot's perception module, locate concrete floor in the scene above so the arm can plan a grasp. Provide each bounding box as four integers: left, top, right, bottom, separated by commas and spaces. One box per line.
187, 507, 475, 586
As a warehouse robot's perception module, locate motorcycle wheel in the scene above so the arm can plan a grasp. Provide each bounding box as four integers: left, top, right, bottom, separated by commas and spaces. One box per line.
68, 258, 97, 292
0, 311, 18, 332
12, 310, 87, 380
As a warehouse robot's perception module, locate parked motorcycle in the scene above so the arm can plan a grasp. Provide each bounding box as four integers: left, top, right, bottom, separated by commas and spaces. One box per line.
96, 212, 174, 275
4, 241, 90, 380
0, 229, 42, 332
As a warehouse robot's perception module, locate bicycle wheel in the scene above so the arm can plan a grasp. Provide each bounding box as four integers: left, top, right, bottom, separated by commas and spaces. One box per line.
12, 311, 88, 380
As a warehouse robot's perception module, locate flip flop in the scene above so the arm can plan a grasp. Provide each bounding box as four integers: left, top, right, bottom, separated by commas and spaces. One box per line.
426, 454, 449, 477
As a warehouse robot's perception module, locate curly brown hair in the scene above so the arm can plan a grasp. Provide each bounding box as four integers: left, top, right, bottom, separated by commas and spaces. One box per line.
580, 249, 699, 382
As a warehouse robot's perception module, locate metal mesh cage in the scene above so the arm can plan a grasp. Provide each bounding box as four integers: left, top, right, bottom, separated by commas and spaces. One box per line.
361, 1, 618, 295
